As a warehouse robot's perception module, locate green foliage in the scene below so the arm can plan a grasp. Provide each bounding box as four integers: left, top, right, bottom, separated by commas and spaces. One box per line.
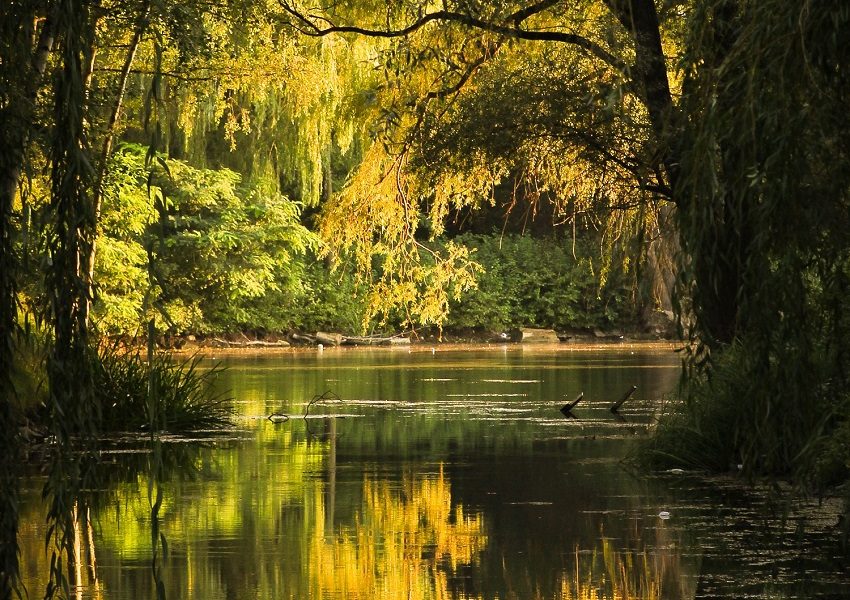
444, 233, 635, 332
96, 176, 637, 335
269, 258, 369, 333
94, 144, 318, 334
9, 328, 50, 417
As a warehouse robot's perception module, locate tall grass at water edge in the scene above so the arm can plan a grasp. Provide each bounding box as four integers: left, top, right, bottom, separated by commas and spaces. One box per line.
642, 343, 848, 480
637, 340, 850, 545
11, 334, 233, 435
94, 346, 233, 433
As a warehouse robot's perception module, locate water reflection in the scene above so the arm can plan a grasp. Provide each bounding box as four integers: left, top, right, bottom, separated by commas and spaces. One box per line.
10, 346, 850, 599
312, 465, 487, 599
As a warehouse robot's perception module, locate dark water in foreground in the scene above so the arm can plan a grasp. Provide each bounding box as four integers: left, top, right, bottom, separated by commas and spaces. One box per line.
15, 344, 850, 598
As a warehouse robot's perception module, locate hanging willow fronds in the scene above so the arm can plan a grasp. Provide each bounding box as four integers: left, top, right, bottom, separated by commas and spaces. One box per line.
42, 0, 100, 597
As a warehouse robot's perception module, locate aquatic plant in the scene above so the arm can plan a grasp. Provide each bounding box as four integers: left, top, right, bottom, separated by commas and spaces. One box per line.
94, 346, 233, 433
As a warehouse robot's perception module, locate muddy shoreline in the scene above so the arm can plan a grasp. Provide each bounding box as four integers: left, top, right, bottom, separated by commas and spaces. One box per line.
168, 337, 683, 356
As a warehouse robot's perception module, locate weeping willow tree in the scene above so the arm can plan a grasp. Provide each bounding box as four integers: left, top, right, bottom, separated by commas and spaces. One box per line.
651, 0, 850, 484
0, 2, 59, 596
280, 0, 685, 330
0, 0, 336, 595
114, 0, 381, 209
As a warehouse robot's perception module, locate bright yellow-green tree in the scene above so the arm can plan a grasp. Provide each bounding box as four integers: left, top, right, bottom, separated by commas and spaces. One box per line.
278, 0, 685, 329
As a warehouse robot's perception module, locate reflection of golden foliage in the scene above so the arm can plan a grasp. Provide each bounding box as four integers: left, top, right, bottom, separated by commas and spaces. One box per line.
560, 528, 693, 600
311, 466, 486, 599
562, 542, 658, 600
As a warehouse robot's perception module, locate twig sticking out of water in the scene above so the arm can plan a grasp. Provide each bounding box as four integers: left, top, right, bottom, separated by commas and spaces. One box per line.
560, 392, 583, 416
304, 390, 341, 419
610, 385, 637, 413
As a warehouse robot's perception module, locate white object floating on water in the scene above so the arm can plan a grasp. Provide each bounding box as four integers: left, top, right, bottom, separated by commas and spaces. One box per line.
668, 468, 684, 474
658, 511, 671, 520
431, 347, 436, 354
317, 343, 324, 351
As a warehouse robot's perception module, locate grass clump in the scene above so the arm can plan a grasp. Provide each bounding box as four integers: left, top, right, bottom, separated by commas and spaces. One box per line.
641, 341, 850, 490
93, 346, 233, 433
12, 334, 233, 436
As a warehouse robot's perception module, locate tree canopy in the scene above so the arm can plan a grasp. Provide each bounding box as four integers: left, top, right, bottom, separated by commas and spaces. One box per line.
3, 0, 850, 593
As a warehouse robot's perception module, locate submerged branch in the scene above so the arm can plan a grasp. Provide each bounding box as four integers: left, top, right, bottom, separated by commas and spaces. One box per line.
304, 390, 341, 419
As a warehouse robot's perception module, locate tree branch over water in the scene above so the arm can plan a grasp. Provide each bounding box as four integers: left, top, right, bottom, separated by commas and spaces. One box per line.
277, 1, 628, 73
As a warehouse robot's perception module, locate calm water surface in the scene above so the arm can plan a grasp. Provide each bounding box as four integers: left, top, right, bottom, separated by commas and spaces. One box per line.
16, 344, 850, 598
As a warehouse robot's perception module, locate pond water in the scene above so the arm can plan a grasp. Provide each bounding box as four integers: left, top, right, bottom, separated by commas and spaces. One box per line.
15, 344, 850, 599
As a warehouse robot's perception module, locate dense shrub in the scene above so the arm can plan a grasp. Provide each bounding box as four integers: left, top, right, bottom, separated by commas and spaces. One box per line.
444, 233, 635, 332
90, 147, 639, 335
94, 144, 317, 335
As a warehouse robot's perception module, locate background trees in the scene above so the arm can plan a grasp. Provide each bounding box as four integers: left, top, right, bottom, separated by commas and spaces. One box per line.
282, 0, 684, 327
1, 0, 847, 540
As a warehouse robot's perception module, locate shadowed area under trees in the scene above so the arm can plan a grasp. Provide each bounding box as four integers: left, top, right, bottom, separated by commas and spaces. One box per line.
2, 0, 850, 596
277, 0, 850, 489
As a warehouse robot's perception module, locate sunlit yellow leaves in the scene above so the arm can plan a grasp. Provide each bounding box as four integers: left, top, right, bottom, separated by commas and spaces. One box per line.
429, 158, 507, 238
311, 467, 487, 599
321, 142, 409, 272
320, 141, 482, 330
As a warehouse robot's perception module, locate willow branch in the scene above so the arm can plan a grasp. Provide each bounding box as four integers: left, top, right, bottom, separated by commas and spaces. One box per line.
279, 1, 627, 73
425, 47, 495, 100
508, 0, 562, 26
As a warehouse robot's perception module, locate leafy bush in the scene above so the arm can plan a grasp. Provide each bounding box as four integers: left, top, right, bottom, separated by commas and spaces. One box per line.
273, 258, 370, 333
93, 144, 318, 334
444, 233, 635, 332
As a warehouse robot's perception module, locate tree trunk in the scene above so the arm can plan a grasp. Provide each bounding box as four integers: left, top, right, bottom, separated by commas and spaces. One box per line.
674, 0, 744, 348
604, 0, 679, 191
603, 0, 681, 317
81, 0, 150, 326
47, 0, 98, 434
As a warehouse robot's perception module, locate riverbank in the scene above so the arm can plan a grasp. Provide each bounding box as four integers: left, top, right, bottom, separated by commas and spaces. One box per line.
166, 335, 682, 356
156, 324, 680, 353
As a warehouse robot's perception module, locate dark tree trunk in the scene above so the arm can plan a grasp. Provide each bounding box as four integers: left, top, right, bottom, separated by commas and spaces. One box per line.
675, 0, 744, 348
47, 0, 97, 431
604, 0, 679, 191
0, 5, 59, 596
0, 3, 58, 398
